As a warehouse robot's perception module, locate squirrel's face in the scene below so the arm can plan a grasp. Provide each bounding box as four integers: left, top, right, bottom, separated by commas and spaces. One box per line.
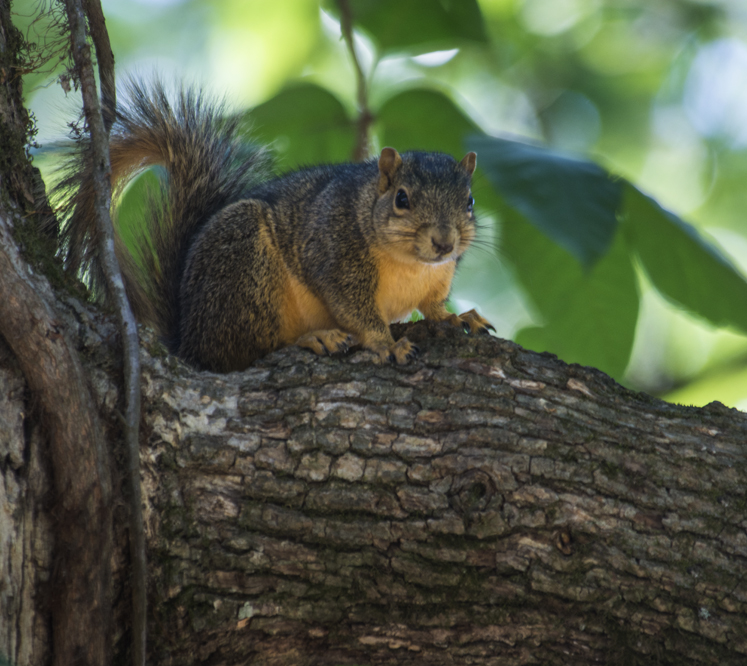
372, 148, 477, 265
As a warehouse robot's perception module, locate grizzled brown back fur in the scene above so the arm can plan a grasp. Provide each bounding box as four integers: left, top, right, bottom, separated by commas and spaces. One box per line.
53, 80, 270, 351
54, 80, 490, 372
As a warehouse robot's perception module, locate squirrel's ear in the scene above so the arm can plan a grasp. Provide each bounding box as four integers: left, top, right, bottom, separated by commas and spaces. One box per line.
460, 152, 477, 177
378, 147, 403, 194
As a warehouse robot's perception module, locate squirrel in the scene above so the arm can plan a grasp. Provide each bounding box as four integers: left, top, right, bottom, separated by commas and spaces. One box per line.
54, 80, 493, 372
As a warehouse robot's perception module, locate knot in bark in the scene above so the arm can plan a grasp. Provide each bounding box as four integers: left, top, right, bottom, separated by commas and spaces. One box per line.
448, 469, 496, 517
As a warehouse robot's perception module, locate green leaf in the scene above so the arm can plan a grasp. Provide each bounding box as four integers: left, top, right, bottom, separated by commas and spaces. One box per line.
325, 0, 488, 54
243, 83, 356, 168
503, 206, 639, 379
623, 183, 747, 334
467, 135, 623, 268
378, 88, 481, 156
117, 168, 164, 266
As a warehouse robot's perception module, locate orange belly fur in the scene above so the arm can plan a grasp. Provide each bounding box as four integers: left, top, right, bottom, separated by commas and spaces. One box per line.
278, 252, 455, 344
373, 250, 455, 323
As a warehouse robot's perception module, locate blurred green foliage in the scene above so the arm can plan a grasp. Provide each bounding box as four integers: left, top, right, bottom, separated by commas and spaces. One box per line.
246, 83, 355, 167
15, 0, 747, 409
324, 0, 489, 53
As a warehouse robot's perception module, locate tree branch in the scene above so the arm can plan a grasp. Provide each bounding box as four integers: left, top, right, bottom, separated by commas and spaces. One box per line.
2, 283, 747, 664
127, 320, 747, 665
61, 2, 146, 665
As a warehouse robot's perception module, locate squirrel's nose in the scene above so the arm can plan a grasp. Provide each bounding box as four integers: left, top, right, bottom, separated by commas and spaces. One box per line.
432, 238, 454, 256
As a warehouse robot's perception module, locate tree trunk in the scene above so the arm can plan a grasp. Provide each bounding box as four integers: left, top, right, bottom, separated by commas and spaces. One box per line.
1, 5, 114, 665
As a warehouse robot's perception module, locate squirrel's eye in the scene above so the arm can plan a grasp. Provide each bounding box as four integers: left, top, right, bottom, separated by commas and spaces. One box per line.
395, 189, 410, 209
467, 194, 474, 213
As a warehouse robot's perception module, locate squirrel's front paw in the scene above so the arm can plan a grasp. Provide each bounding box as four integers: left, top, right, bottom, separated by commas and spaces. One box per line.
448, 308, 495, 335
369, 336, 419, 365
296, 329, 354, 356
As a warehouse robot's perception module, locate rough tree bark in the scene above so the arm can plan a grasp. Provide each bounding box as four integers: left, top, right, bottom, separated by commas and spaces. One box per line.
6, 297, 745, 665
137, 322, 747, 666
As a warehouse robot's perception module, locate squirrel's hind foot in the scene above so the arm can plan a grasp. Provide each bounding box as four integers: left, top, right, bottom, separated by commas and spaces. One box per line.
296, 329, 354, 356
368, 336, 419, 365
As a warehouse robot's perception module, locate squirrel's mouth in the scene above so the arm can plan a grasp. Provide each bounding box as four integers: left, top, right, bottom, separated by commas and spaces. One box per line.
426, 256, 457, 266
417, 251, 458, 266
409, 234, 461, 265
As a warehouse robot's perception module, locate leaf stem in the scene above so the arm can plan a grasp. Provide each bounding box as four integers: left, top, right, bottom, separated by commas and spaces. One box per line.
337, 0, 373, 161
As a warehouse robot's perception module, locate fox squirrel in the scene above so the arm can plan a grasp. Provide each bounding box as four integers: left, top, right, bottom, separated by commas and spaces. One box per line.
55, 80, 493, 372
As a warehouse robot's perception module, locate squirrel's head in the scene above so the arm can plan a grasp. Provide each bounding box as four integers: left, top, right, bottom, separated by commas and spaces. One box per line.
372, 147, 477, 265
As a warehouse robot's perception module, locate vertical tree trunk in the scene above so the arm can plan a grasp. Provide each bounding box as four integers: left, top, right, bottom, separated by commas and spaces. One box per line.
0, 4, 114, 664
0, 347, 54, 666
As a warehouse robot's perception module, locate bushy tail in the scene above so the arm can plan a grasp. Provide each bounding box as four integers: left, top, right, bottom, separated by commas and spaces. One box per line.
53, 78, 270, 350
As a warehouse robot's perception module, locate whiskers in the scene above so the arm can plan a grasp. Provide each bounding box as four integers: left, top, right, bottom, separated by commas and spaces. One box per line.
467, 175, 512, 264
464, 236, 498, 257
377, 227, 420, 248
462, 218, 506, 262
378, 220, 504, 264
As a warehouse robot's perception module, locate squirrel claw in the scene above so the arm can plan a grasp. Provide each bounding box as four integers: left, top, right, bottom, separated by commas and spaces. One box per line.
451, 309, 495, 335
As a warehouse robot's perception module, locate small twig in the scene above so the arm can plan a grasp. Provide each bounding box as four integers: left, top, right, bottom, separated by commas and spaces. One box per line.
82, 0, 116, 129
337, 0, 373, 161
62, 2, 147, 666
